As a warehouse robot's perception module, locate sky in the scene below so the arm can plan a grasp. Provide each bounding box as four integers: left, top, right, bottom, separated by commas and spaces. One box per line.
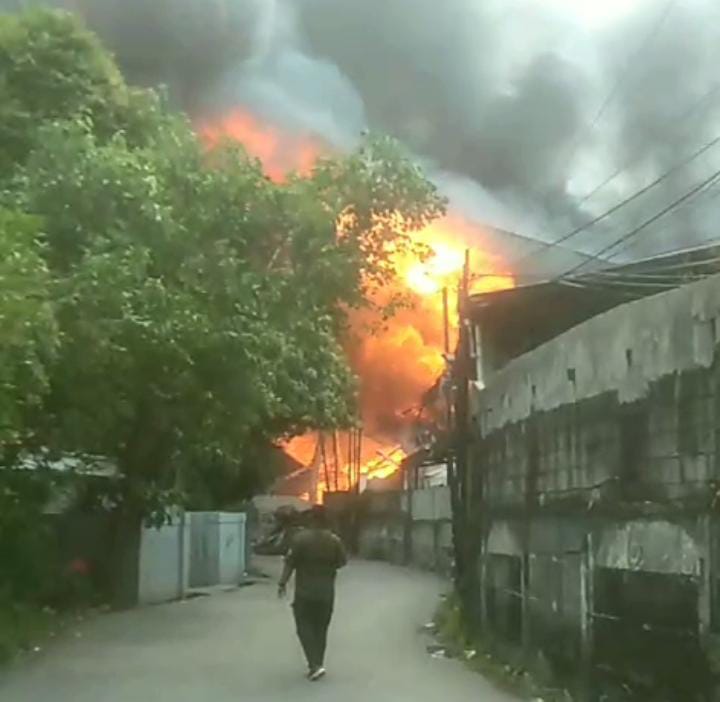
4, 0, 720, 272
542, 0, 649, 28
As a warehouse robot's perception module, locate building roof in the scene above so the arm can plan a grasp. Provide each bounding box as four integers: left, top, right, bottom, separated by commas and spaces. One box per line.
466, 242, 720, 369
17, 452, 117, 478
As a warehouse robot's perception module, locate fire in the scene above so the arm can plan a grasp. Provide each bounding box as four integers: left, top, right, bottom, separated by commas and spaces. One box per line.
201, 110, 514, 500
200, 109, 322, 182
364, 446, 407, 481
348, 218, 513, 441
284, 434, 318, 466
286, 432, 408, 502
404, 237, 465, 297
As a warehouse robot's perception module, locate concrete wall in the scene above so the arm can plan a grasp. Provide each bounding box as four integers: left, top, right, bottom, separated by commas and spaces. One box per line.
465, 273, 720, 698
189, 512, 247, 589
356, 486, 453, 575
472, 270, 720, 434
138, 513, 190, 606
137, 511, 247, 605
217, 513, 247, 585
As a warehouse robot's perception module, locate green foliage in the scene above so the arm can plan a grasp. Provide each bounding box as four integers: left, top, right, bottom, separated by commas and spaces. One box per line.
0, 8, 446, 517
0, 8, 151, 173
0, 208, 57, 448
0, 467, 56, 603
434, 593, 470, 651
0, 599, 58, 664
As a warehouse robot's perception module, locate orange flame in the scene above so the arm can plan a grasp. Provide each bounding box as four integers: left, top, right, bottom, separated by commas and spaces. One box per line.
286, 433, 408, 502
200, 110, 322, 182
201, 109, 514, 500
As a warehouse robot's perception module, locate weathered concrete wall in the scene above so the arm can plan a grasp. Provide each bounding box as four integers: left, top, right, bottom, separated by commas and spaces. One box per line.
138, 513, 190, 606
356, 487, 452, 575
137, 511, 247, 605
411, 486, 452, 521
188, 512, 247, 589
472, 270, 720, 434
466, 273, 720, 698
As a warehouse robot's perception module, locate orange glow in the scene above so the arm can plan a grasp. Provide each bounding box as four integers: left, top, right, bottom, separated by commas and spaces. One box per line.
202, 110, 514, 499
348, 216, 513, 441
286, 432, 408, 502
200, 109, 322, 182
284, 434, 318, 466
363, 446, 407, 480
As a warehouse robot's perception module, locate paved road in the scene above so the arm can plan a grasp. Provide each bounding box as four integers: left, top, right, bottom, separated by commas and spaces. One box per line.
0, 558, 519, 702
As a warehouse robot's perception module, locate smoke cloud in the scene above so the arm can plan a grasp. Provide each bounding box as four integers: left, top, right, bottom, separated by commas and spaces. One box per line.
6, 0, 720, 267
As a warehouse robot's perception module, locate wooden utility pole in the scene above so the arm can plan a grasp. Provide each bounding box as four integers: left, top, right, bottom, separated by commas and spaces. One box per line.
346, 431, 354, 490
442, 287, 450, 355
355, 427, 363, 494
319, 433, 331, 496
332, 431, 341, 492
449, 252, 472, 595
311, 435, 321, 504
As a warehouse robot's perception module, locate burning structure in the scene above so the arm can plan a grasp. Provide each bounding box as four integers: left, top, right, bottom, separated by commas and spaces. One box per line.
24, 0, 720, 508
203, 112, 515, 502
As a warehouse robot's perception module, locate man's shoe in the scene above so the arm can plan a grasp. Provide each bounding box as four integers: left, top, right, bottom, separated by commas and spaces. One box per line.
309, 667, 326, 682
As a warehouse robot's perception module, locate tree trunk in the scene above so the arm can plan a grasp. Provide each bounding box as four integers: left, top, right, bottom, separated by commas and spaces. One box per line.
109, 397, 177, 608
110, 500, 142, 610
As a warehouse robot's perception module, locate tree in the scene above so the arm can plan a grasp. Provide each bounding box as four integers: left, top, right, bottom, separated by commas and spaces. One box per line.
9, 116, 444, 500
1, 9, 446, 603
0, 208, 57, 452
0, 8, 165, 174
0, 207, 59, 613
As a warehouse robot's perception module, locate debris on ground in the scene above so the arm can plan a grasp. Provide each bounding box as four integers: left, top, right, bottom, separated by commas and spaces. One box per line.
426, 643, 447, 658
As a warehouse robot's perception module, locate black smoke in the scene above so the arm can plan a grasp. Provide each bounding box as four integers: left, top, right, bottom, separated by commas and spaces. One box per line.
4, 0, 720, 267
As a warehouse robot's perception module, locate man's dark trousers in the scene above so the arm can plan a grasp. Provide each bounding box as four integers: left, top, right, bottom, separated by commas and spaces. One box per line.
293, 597, 334, 670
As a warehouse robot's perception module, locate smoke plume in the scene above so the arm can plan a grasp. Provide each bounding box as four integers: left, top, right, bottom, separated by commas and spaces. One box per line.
5, 0, 720, 267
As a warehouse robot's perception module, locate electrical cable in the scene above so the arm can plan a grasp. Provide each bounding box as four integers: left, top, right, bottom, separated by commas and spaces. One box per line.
507, 133, 720, 272
561, 0, 676, 177
561, 166, 720, 280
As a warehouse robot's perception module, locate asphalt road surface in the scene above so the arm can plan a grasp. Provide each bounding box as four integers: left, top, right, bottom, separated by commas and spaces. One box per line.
0, 558, 519, 702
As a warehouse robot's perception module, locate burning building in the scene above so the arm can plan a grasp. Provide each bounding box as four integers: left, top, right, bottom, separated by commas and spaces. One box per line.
202, 113, 517, 502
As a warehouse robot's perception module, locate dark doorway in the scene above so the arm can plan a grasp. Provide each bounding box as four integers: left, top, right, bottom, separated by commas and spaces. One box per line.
593, 568, 708, 700
486, 554, 523, 645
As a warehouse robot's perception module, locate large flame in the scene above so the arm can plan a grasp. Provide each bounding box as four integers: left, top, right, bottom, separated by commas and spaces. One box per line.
285, 433, 408, 502
202, 108, 514, 501
201, 110, 322, 182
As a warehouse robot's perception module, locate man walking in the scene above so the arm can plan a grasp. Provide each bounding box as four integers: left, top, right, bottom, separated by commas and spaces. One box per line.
278, 505, 347, 681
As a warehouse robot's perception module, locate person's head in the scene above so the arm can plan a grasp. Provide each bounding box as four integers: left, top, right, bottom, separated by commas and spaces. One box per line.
308, 505, 329, 529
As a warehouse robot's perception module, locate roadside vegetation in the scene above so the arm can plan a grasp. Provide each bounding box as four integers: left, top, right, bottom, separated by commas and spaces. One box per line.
0, 6, 445, 652
433, 594, 573, 701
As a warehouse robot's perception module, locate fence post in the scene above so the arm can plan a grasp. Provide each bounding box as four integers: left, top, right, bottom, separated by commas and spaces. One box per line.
178, 509, 187, 600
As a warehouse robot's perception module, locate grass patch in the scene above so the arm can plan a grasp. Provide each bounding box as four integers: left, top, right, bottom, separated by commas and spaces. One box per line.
432, 594, 573, 701
0, 601, 63, 665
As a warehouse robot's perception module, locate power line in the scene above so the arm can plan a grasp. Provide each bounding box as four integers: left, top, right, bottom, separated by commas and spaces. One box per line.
609, 176, 720, 260
580, 81, 720, 207
562, 0, 676, 176
508, 132, 720, 271
560, 166, 720, 279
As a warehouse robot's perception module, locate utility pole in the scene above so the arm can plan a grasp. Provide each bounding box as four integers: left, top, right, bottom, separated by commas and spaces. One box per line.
311, 435, 321, 504
453, 250, 472, 598
355, 427, 363, 494
332, 431, 341, 493
442, 287, 451, 355
319, 433, 331, 498
346, 431, 354, 490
